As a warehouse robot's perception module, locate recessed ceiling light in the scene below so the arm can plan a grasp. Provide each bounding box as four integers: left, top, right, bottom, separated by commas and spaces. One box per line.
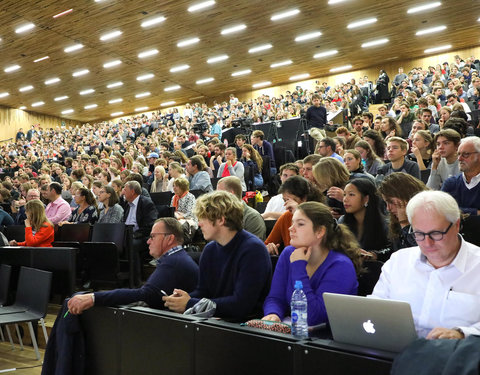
135, 106, 149, 112
138, 49, 159, 58
164, 85, 181, 91
295, 31, 322, 42
407, 2, 441, 14
79, 89, 95, 95
207, 55, 229, 64
45, 78, 61, 85
19, 106, 27, 110
137, 73, 154, 81
177, 37, 200, 47
107, 81, 123, 88
328, 0, 348, 3
64, 44, 84, 53
248, 44, 273, 53
347, 18, 377, 29
252, 81, 272, 88
33, 56, 49, 63
231, 69, 252, 77
32, 101, 45, 107
0, 92, 9, 98
424, 44, 451, 53
221, 24, 247, 35
415, 25, 447, 35
188, 0, 215, 12
103, 60, 122, 68
109, 98, 123, 104
270, 60, 293, 68
314, 50, 339, 58
19, 85, 33, 92
135, 92, 151, 98
72, 69, 89, 77
196, 77, 214, 84
53, 9, 73, 18
111, 111, 123, 117
100, 30, 122, 41
271, 9, 300, 21
170, 64, 190, 73
361, 38, 389, 48
190, 95, 204, 100
54, 95, 69, 101
61, 109, 74, 114
289, 73, 310, 81
4, 65, 21, 73
15, 23, 35, 34
330, 65, 353, 72
161, 101, 176, 107
84, 104, 98, 109
141, 16, 166, 28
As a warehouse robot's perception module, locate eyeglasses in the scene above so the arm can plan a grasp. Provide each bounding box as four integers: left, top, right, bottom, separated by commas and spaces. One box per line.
148, 232, 172, 240
409, 222, 453, 242
458, 151, 479, 159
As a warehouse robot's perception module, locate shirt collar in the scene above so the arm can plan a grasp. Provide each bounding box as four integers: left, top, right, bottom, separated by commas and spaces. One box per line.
129, 195, 140, 207
163, 245, 183, 257
461, 172, 480, 189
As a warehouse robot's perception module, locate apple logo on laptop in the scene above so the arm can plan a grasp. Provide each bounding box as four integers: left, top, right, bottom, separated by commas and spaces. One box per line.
363, 320, 376, 334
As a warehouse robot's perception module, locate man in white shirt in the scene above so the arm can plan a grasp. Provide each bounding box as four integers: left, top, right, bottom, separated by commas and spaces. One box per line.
370, 190, 480, 339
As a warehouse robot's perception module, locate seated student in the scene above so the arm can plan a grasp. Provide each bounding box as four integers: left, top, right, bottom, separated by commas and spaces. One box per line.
185, 155, 213, 193
162, 191, 272, 321
406, 129, 434, 171
354, 140, 384, 176
240, 144, 264, 190
370, 191, 480, 339
59, 187, 98, 225
427, 129, 461, 190
342, 149, 375, 182
9, 199, 54, 247
378, 172, 428, 253
67, 218, 199, 313
262, 163, 299, 220
262, 201, 361, 326
217, 147, 246, 191
339, 179, 390, 259
171, 177, 197, 230
376, 137, 421, 180
97, 185, 124, 224
265, 176, 323, 255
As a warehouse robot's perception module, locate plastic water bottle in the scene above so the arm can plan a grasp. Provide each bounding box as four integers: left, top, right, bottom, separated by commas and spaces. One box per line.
291, 280, 308, 338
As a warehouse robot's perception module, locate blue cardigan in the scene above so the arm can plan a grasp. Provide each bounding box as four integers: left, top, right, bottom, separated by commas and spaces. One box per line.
187, 230, 272, 320
94, 249, 199, 309
442, 174, 480, 216
263, 246, 358, 326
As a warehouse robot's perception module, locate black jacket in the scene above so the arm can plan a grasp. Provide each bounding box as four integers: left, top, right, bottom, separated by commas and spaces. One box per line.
123, 195, 157, 238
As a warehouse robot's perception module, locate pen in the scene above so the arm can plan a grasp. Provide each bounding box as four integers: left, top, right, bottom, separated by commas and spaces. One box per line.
64, 310, 70, 318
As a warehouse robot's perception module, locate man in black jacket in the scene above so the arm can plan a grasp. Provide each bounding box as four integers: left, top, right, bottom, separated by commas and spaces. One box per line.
305, 94, 327, 129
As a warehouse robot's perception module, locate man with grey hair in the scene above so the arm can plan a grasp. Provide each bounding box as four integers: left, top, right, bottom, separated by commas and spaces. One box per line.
370, 191, 480, 339
441, 136, 480, 215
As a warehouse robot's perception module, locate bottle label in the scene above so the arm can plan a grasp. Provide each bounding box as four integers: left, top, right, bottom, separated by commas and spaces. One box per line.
291, 312, 299, 323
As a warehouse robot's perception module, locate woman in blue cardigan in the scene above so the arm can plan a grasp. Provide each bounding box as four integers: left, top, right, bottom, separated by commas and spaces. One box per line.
262, 201, 361, 326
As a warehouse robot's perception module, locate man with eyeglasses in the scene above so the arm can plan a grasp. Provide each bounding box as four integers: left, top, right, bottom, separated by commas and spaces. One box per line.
370, 191, 480, 339
67, 218, 198, 314
441, 136, 480, 215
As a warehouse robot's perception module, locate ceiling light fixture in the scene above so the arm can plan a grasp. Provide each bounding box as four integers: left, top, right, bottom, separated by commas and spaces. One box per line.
424, 44, 451, 53
15, 23, 35, 34
100, 30, 122, 41
19, 85, 33, 92
79, 89, 95, 95
137, 73, 154, 81
84, 104, 98, 109
109, 98, 123, 104
0, 92, 9, 98
252, 81, 272, 88
248, 44, 273, 53
64, 44, 83, 53
289, 73, 310, 81
196, 77, 214, 84
161, 101, 176, 106
231, 69, 252, 77
361, 38, 389, 48
34, 56, 49, 63
45, 78, 61, 85
141, 16, 166, 28
61, 109, 74, 114
107, 81, 123, 88
314, 50, 338, 58
221, 24, 247, 35
53, 9, 73, 18
330, 65, 353, 72
19, 106, 26, 110
138, 49, 159, 58
54, 96, 68, 101
188, 1, 215, 12
111, 112, 123, 117
270, 60, 293, 68
347, 18, 377, 29
177, 37, 200, 47
407, 2, 441, 14
103, 60, 121, 68
170, 64, 190, 72
4, 65, 21, 73
135, 92, 151, 98
328, 0, 348, 3
207, 55, 229, 64
415, 25, 447, 35
32, 101, 45, 107
72, 69, 89, 77
271, 9, 300, 21
295, 31, 322, 42
164, 85, 181, 91
135, 107, 149, 112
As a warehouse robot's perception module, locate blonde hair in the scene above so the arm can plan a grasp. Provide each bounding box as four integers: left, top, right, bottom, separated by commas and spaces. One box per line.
313, 157, 350, 190
194, 190, 243, 231
173, 177, 189, 193
26, 199, 52, 232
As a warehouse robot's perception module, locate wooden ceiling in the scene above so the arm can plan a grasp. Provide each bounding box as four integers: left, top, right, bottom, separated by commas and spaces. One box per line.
0, 0, 478, 122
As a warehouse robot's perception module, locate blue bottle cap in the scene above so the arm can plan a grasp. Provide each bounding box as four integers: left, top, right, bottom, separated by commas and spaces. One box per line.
294, 280, 303, 289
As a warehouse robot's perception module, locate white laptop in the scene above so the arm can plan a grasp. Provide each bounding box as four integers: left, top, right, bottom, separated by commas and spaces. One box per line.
323, 293, 418, 353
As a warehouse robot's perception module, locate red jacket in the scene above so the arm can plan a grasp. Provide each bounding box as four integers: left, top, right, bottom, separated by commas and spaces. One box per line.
18, 223, 54, 247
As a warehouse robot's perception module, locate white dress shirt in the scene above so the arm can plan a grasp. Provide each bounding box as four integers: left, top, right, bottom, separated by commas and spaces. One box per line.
264, 194, 286, 214
370, 236, 480, 337
125, 195, 140, 232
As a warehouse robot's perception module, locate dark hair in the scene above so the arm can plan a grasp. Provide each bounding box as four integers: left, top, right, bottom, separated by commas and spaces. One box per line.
342, 179, 389, 251
49, 182, 63, 195
444, 117, 469, 137
363, 130, 386, 158
278, 176, 324, 202
156, 217, 184, 245
297, 202, 362, 274
434, 128, 461, 146
125, 173, 143, 186
320, 137, 336, 152
103, 185, 119, 207
77, 187, 98, 207
189, 155, 205, 171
